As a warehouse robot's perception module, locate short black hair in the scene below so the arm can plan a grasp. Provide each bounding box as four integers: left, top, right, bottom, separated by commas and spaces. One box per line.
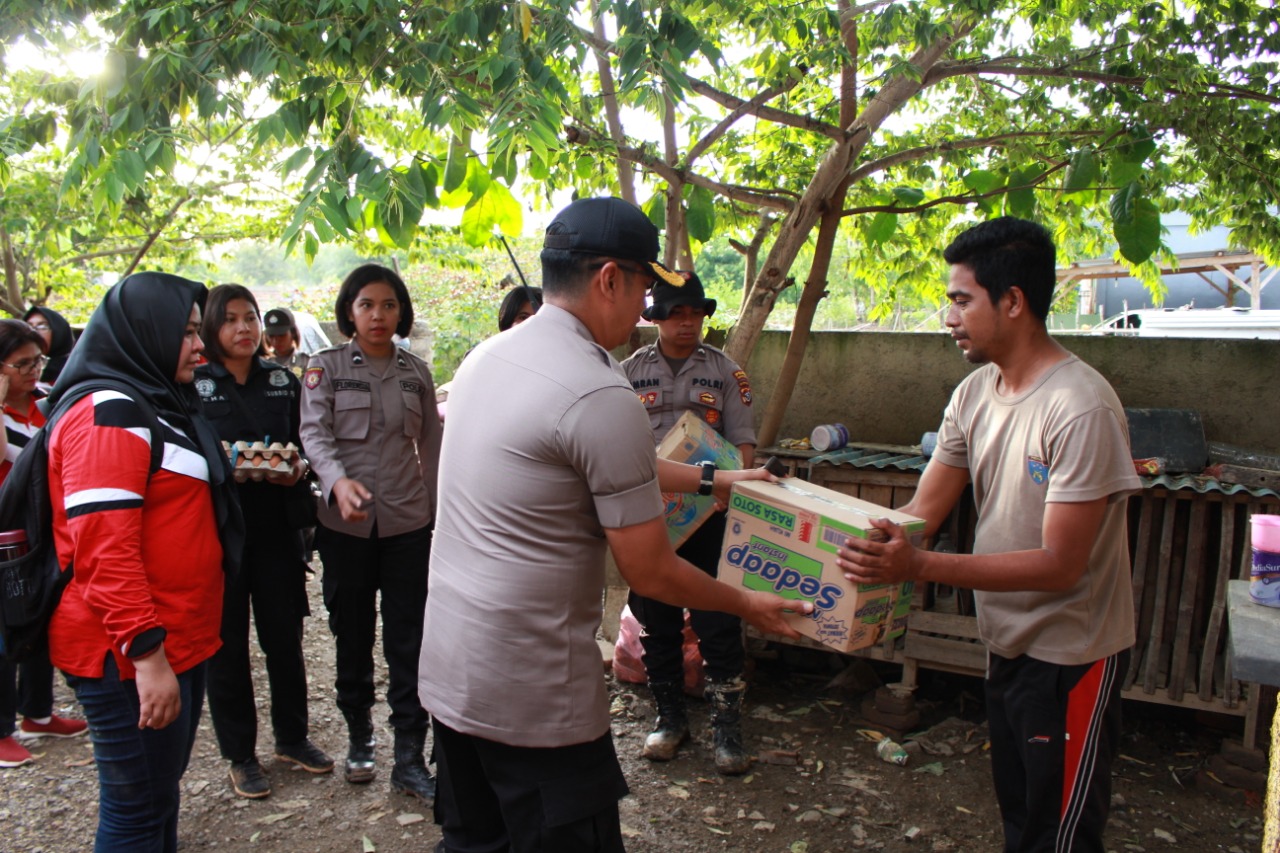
943, 217, 1056, 321
497, 285, 543, 332
538, 246, 599, 301
201, 283, 268, 364
335, 263, 414, 338
0, 319, 47, 361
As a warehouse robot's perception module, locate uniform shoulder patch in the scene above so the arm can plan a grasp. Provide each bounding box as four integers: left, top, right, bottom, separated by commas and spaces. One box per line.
304, 366, 324, 390
732, 369, 752, 406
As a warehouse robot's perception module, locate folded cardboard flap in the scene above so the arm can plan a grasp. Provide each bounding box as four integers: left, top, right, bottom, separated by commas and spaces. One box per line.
717, 478, 925, 653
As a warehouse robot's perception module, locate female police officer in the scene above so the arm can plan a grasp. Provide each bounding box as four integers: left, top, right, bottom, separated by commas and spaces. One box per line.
300, 264, 442, 802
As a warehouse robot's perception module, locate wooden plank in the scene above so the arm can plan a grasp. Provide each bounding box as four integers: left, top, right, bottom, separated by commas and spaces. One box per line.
1169, 500, 1207, 701
1126, 495, 1156, 690
1142, 497, 1178, 695
890, 486, 917, 509
908, 610, 983, 639
903, 634, 986, 675
1119, 685, 1248, 717
1200, 499, 1239, 702
858, 484, 894, 509
1216, 463, 1280, 492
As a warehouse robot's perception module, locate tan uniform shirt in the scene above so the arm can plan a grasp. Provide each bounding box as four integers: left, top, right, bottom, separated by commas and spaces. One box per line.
419, 305, 663, 748
269, 349, 310, 379
299, 341, 441, 538
620, 341, 756, 450
934, 355, 1140, 666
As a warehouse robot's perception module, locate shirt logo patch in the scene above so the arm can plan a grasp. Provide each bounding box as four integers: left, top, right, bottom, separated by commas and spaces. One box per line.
195, 378, 216, 398
334, 379, 371, 392
304, 366, 324, 389
400, 380, 425, 395
638, 391, 658, 407
705, 409, 720, 425
268, 369, 290, 388
1027, 456, 1049, 485
733, 369, 752, 406
699, 392, 717, 406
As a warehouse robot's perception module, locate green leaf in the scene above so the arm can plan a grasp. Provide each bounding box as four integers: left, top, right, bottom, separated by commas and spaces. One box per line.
685, 185, 715, 243
891, 186, 925, 205
962, 169, 1000, 195
1063, 148, 1100, 193
642, 191, 666, 230
1005, 167, 1040, 219
460, 180, 523, 246
865, 211, 898, 244
1109, 182, 1161, 264
443, 135, 468, 194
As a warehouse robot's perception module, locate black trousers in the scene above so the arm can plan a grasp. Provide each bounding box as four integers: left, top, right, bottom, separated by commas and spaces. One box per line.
985, 648, 1129, 853
0, 639, 55, 738
628, 511, 743, 685
207, 529, 311, 761
317, 523, 431, 733
432, 718, 629, 853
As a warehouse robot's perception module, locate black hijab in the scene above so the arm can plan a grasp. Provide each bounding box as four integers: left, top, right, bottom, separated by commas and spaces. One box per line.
49, 272, 244, 574
24, 306, 75, 384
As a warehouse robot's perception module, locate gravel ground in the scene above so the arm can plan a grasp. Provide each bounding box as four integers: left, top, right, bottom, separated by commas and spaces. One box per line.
1, 575, 1269, 853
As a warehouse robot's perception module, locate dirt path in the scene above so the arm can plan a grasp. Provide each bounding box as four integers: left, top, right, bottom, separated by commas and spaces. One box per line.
1, 577, 1267, 853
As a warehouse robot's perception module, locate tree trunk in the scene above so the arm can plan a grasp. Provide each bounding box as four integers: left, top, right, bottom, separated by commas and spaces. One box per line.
591, 1, 635, 204
0, 224, 23, 316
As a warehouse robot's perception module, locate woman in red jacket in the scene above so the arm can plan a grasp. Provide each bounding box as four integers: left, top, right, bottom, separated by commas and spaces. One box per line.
47, 273, 243, 853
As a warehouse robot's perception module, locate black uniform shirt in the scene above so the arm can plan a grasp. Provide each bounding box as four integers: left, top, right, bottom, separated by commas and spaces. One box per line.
195, 357, 302, 521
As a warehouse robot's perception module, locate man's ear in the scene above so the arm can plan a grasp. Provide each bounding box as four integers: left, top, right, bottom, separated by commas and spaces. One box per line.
1004, 286, 1026, 318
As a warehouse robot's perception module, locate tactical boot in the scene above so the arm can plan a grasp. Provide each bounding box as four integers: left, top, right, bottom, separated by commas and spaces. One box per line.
641, 681, 688, 762
706, 677, 751, 776
390, 728, 437, 803
342, 709, 376, 784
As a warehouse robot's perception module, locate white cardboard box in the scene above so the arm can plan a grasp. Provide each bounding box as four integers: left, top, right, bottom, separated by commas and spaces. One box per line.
717, 478, 925, 653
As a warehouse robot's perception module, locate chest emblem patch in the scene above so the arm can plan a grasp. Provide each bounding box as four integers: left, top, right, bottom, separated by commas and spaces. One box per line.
699, 392, 717, 406
304, 366, 324, 389
638, 391, 658, 407
705, 409, 720, 425
195, 378, 216, 398
268, 369, 290, 388
1027, 456, 1049, 485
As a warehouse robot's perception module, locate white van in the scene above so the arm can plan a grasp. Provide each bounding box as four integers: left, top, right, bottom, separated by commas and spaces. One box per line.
1090, 307, 1280, 340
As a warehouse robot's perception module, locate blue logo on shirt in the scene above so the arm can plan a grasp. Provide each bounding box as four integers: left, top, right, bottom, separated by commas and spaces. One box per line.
1027, 457, 1049, 484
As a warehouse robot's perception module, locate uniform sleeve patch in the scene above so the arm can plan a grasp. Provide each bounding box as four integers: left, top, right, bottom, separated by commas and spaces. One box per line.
304, 366, 324, 389
705, 409, 721, 425
733, 369, 752, 406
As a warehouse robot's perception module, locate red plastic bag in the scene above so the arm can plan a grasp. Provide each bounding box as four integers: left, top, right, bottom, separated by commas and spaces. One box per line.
613, 604, 706, 697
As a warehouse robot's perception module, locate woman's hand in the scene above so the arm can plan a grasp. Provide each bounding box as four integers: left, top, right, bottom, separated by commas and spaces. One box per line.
133, 647, 181, 730
333, 476, 373, 522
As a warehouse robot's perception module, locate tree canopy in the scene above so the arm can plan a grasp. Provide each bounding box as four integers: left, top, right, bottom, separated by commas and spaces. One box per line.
2, 0, 1277, 368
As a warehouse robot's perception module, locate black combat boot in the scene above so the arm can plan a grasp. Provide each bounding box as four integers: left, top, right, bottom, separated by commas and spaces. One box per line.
641, 681, 689, 761
342, 708, 376, 784
706, 677, 751, 776
390, 728, 437, 803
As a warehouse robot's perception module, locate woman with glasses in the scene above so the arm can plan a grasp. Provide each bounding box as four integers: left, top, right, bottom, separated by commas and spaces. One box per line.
0, 319, 89, 770
22, 307, 75, 389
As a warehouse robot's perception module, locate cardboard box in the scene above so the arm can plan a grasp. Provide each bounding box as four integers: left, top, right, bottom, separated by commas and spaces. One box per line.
717, 479, 925, 653
656, 411, 743, 549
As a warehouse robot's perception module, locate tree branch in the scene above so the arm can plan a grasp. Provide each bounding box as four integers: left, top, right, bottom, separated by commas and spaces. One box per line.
842, 159, 1070, 217
686, 80, 798, 167
847, 129, 1105, 183
687, 79, 845, 140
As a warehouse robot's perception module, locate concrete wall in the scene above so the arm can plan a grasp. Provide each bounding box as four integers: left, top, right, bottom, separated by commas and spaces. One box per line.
716, 330, 1280, 453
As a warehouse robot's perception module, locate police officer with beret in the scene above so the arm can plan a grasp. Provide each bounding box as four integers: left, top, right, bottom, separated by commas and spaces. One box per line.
621, 271, 757, 775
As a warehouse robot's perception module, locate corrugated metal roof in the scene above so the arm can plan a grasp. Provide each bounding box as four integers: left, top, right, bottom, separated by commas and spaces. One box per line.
806, 446, 1280, 499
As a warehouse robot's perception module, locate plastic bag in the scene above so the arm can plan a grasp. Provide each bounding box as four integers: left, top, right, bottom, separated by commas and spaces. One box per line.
613, 604, 706, 697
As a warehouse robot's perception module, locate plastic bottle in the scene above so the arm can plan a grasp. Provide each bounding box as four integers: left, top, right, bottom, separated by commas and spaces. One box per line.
876, 736, 909, 766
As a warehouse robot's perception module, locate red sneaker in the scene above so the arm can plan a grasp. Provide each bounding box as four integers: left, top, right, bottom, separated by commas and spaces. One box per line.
19, 714, 89, 739
0, 735, 34, 767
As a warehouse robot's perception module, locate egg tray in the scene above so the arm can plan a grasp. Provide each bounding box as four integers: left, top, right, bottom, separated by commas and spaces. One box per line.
223, 441, 298, 482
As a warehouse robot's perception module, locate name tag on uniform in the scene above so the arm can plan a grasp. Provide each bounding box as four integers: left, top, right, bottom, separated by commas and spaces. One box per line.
334, 379, 371, 392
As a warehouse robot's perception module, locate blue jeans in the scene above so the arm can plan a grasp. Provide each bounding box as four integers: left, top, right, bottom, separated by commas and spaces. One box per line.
64, 654, 206, 853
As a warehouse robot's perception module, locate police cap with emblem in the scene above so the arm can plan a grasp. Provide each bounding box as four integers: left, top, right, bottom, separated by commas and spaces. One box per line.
542, 197, 684, 288
642, 270, 716, 321
263, 308, 297, 336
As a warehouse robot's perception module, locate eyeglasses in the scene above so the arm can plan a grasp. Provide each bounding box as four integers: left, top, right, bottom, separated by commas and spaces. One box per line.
27, 322, 49, 332
2, 355, 48, 375
589, 260, 656, 294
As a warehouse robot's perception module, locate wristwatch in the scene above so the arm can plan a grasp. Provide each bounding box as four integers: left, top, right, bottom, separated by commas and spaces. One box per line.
698, 461, 716, 496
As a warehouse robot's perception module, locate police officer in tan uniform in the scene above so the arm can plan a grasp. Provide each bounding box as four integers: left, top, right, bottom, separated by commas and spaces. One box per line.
263, 308, 310, 377
299, 264, 442, 803
621, 271, 757, 775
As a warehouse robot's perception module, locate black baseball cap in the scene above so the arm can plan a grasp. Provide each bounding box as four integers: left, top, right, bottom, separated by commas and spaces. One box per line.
643, 271, 716, 321
263, 308, 296, 335
542, 197, 684, 287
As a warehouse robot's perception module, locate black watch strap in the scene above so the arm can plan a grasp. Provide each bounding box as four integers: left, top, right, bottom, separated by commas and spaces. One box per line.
698, 461, 716, 496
